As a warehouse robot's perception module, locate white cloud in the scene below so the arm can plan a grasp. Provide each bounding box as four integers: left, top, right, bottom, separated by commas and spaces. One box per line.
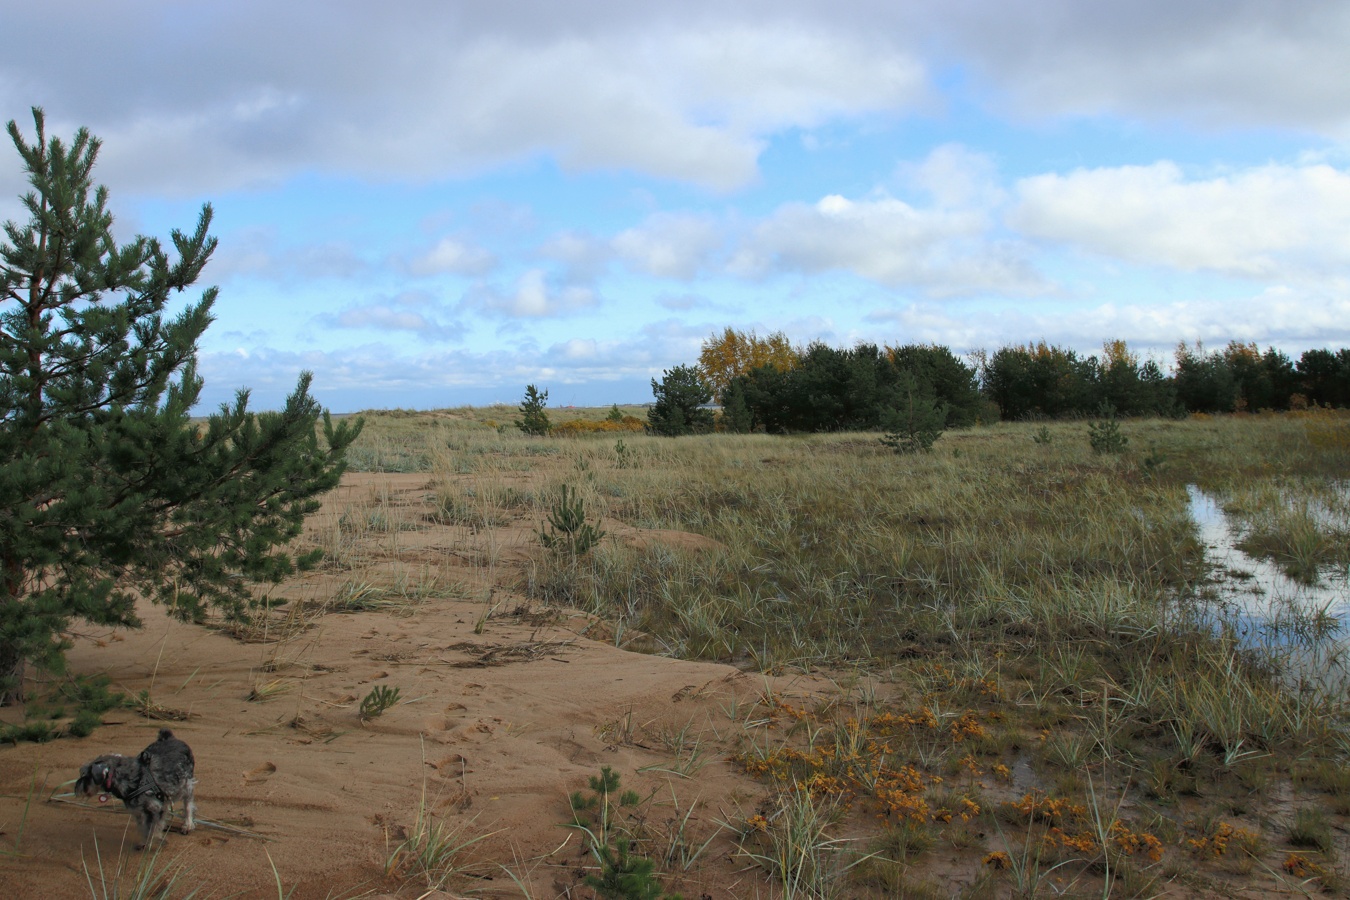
315, 290, 463, 341
895, 143, 1005, 210
656, 292, 718, 311
1010, 162, 1350, 278
733, 192, 1044, 296
465, 269, 599, 318
612, 213, 723, 279
667, 23, 928, 133
866, 284, 1350, 358
205, 228, 369, 282
407, 237, 497, 277
10, 2, 1350, 199
539, 230, 611, 283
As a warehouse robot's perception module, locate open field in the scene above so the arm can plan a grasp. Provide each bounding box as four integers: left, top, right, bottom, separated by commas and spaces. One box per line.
2, 409, 1348, 898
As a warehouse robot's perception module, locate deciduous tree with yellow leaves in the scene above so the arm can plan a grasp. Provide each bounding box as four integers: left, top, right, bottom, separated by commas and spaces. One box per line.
697, 327, 798, 401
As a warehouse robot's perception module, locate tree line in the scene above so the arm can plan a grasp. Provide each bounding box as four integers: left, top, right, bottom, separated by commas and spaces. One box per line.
639, 328, 1350, 436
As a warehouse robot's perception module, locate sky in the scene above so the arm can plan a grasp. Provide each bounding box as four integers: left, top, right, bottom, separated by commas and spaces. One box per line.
2, 1, 1349, 412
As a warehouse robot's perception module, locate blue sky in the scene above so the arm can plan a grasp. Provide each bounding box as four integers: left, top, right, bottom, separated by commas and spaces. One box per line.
3, 1, 1349, 411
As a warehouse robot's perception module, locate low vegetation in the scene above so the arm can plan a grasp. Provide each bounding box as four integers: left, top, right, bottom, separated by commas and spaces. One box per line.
322, 404, 1350, 896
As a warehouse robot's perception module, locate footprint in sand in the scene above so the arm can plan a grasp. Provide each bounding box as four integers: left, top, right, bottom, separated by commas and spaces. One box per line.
244, 762, 277, 784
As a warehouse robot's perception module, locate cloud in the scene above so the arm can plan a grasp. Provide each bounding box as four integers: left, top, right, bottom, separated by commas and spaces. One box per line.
732, 192, 1044, 296
314, 290, 463, 341
4, 5, 929, 194
10, 2, 1350, 201
194, 316, 715, 410
916, 0, 1350, 135
656, 292, 718, 311
464, 269, 599, 318
612, 213, 723, 279
539, 230, 611, 283
1010, 161, 1350, 278
865, 283, 1350, 357
205, 228, 369, 282
406, 237, 497, 276
894, 143, 1005, 209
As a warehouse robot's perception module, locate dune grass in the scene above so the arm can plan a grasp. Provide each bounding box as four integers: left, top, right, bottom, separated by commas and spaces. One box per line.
330, 406, 1350, 895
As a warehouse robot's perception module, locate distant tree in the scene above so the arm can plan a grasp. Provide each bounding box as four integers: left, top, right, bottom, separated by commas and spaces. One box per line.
1260, 346, 1298, 411
719, 378, 753, 433
1137, 358, 1179, 417
1174, 342, 1238, 413
886, 343, 983, 427
727, 342, 959, 435
0, 109, 361, 703
515, 384, 551, 435
761, 342, 900, 432
648, 365, 713, 436
734, 365, 795, 434
983, 343, 1096, 419
605, 403, 624, 422
698, 327, 798, 401
1297, 348, 1350, 407
1087, 402, 1128, 454
1222, 341, 1274, 412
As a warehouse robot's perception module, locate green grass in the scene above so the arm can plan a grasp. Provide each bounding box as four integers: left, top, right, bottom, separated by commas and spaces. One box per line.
82, 835, 208, 900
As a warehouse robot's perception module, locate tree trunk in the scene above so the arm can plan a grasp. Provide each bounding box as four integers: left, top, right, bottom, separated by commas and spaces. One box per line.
0, 565, 28, 705
0, 645, 26, 707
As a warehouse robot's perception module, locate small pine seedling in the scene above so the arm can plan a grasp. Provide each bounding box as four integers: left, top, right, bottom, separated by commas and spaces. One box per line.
360, 685, 401, 720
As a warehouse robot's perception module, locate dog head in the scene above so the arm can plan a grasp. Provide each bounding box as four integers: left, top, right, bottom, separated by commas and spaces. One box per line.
75, 754, 128, 798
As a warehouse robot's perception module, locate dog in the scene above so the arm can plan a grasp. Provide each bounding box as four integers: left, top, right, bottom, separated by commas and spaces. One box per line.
75, 728, 196, 848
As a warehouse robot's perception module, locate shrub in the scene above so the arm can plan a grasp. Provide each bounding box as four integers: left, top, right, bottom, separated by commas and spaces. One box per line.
568, 767, 680, 900
552, 417, 645, 436
1088, 403, 1128, 454
538, 484, 606, 557
881, 384, 947, 454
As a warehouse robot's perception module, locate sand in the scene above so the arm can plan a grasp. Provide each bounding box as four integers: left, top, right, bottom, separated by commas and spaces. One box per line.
0, 473, 801, 898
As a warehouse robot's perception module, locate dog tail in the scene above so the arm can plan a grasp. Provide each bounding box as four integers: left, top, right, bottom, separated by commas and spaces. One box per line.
157, 728, 176, 742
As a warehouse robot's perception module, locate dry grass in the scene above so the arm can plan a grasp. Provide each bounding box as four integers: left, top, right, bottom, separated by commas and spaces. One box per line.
281, 407, 1350, 896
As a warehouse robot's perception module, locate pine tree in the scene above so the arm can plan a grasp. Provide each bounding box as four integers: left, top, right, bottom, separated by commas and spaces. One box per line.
0, 109, 361, 703
719, 378, 753, 433
515, 384, 551, 435
648, 365, 713, 436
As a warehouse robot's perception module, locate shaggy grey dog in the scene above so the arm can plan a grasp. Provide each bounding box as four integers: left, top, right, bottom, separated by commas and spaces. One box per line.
75, 728, 196, 848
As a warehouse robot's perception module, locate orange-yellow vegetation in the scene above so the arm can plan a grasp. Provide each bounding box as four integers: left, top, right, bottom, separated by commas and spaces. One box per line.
1186, 821, 1259, 859
697, 327, 799, 400
1101, 338, 1140, 371
1005, 792, 1087, 825
550, 416, 646, 435
737, 697, 990, 827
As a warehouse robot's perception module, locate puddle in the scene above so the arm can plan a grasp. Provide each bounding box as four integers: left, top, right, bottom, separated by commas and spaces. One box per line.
1187, 485, 1349, 620
1187, 485, 1350, 689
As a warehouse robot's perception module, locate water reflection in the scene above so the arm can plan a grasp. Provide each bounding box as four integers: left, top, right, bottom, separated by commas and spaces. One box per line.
1187, 485, 1349, 691
1186, 485, 1349, 620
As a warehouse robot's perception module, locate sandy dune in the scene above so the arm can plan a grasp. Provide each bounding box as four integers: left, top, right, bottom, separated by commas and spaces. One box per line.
0, 474, 803, 898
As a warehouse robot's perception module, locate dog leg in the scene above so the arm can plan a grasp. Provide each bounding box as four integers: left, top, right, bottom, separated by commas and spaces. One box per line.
135, 807, 154, 850
181, 778, 196, 834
